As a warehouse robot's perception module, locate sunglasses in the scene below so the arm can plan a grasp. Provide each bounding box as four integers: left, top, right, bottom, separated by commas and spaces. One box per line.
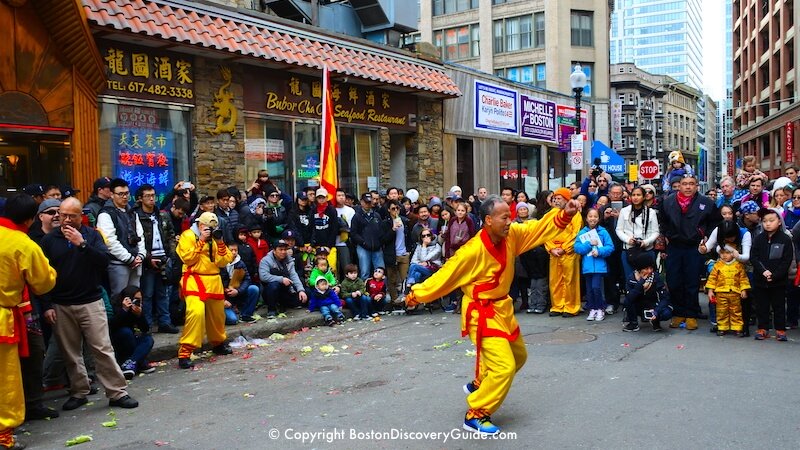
41, 209, 59, 216
793, 196, 800, 200
588, 184, 597, 188
421, 233, 432, 238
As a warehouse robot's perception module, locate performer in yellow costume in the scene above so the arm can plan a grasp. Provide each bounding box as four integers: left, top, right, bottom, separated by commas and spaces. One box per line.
0, 196, 57, 450
546, 188, 582, 316
176, 212, 234, 369
406, 194, 580, 435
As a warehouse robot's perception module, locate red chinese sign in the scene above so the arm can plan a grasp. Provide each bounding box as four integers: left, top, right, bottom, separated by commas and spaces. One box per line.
786, 122, 794, 164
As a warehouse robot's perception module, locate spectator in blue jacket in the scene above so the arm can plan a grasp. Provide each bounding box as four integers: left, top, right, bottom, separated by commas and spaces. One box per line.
308, 277, 345, 326
574, 208, 615, 321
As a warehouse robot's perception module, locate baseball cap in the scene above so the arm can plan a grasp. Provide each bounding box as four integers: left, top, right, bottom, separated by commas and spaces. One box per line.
274, 239, 289, 248
196, 212, 219, 227
23, 184, 45, 196
281, 229, 297, 240
37, 198, 61, 214
93, 177, 111, 191
61, 185, 80, 198
315, 187, 329, 198
360, 193, 373, 203
296, 191, 308, 201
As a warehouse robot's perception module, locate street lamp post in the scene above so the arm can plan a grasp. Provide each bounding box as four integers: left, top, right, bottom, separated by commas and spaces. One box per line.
570, 64, 587, 175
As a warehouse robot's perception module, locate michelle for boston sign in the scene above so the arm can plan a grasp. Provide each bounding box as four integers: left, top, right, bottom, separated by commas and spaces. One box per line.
520, 95, 557, 143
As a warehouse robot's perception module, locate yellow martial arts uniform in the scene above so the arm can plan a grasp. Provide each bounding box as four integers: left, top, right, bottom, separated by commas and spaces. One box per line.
705, 259, 750, 331
0, 219, 56, 448
177, 229, 233, 359
410, 209, 574, 419
545, 213, 582, 315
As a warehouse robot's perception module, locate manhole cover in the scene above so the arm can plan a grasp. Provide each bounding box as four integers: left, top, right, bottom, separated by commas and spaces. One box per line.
524, 330, 596, 345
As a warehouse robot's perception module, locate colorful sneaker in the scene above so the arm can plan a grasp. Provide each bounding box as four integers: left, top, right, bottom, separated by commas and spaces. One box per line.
443, 303, 457, 313
754, 329, 769, 340
776, 331, 788, 342
120, 359, 137, 380
586, 309, 597, 321
463, 381, 478, 395
463, 416, 500, 436
594, 310, 605, 321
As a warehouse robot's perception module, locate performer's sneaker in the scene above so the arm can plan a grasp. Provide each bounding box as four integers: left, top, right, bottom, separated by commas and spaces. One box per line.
178, 358, 195, 369
463, 381, 478, 395
463, 416, 500, 435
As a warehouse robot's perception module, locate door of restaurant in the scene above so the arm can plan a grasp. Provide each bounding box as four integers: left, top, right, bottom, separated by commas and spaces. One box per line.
0, 130, 71, 196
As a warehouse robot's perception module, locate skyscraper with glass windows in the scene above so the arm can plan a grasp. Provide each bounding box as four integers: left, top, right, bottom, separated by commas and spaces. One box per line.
610, 0, 704, 90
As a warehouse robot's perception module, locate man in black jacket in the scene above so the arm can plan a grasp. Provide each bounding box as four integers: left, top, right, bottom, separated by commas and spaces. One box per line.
660, 174, 716, 330
134, 184, 178, 334
310, 188, 340, 274
350, 193, 389, 280
42, 197, 138, 411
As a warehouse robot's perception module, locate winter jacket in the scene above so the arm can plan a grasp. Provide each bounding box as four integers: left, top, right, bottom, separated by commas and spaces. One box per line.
574, 226, 615, 274
350, 208, 389, 251
311, 203, 340, 248
246, 236, 269, 266
520, 245, 549, 279
751, 229, 794, 288
85, 194, 106, 226
258, 250, 304, 292
410, 242, 442, 269
214, 206, 239, 244
365, 277, 387, 299
340, 277, 367, 299
705, 260, 751, 294
659, 193, 716, 247
220, 255, 253, 296
263, 202, 288, 243
41, 226, 110, 306
308, 288, 342, 312
235, 240, 258, 282
309, 267, 337, 288
97, 201, 146, 265
616, 205, 660, 250
134, 207, 176, 260
109, 301, 150, 335
288, 203, 314, 245
624, 272, 671, 316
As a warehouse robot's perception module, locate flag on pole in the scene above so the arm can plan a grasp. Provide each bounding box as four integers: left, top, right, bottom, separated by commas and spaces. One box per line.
320, 66, 339, 201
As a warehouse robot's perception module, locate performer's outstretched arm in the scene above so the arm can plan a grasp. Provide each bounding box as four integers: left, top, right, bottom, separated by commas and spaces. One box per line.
407, 244, 472, 305
511, 206, 578, 255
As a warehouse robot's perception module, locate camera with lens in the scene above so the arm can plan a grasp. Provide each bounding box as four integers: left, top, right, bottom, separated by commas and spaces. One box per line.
212, 228, 224, 240
591, 157, 604, 179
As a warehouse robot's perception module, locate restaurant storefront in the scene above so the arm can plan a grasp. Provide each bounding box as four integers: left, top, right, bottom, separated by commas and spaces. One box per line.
81, 0, 459, 200
0, 0, 106, 197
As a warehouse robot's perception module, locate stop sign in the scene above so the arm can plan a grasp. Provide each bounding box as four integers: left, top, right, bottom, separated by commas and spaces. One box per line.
639, 160, 660, 180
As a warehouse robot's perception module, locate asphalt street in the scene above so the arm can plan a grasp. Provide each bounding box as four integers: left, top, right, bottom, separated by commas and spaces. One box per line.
20, 306, 800, 450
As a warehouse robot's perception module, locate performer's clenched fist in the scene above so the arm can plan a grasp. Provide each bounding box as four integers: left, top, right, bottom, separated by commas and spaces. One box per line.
564, 199, 581, 217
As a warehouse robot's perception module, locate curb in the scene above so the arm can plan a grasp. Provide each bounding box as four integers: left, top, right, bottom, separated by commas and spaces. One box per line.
148, 310, 327, 362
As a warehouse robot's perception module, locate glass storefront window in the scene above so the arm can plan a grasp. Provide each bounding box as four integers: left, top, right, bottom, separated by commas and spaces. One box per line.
548, 148, 577, 191
339, 127, 378, 197
499, 143, 541, 197
245, 116, 378, 197
98, 101, 190, 205
244, 117, 293, 194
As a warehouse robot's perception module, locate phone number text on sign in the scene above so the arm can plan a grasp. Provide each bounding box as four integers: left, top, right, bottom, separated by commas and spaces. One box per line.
107, 80, 194, 100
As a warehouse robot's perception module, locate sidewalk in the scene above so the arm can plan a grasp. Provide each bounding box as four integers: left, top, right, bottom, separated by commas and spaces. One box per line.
149, 308, 328, 362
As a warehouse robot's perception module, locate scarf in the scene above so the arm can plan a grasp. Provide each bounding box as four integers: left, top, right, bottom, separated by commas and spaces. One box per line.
316, 201, 328, 217
676, 192, 693, 214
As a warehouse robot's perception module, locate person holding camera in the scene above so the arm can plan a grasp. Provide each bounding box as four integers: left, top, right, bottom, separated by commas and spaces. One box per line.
623, 253, 672, 332
175, 212, 234, 369
97, 178, 146, 298
109, 286, 155, 379
134, 184, 179, 334
615, 187, 660, 283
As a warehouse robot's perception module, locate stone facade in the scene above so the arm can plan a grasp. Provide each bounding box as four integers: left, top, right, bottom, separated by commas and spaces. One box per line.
192, 57, 246, 193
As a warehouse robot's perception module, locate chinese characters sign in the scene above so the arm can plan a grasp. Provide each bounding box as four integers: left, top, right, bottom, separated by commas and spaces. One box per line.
112, 127, 175, 203
99, 40, 195, 104
243, 70, 416, 131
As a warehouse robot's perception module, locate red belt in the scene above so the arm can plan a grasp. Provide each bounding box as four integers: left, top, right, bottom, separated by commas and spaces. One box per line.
464, 296, 519, 379
181, 272, 225, 301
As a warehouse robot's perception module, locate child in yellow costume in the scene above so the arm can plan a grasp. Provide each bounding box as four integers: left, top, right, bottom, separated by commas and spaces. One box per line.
0, 204, 57, 450
546, 188, 582, 316
705, 245, 750, 336
176, 212, 234, 369
406, 195, 580, 435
